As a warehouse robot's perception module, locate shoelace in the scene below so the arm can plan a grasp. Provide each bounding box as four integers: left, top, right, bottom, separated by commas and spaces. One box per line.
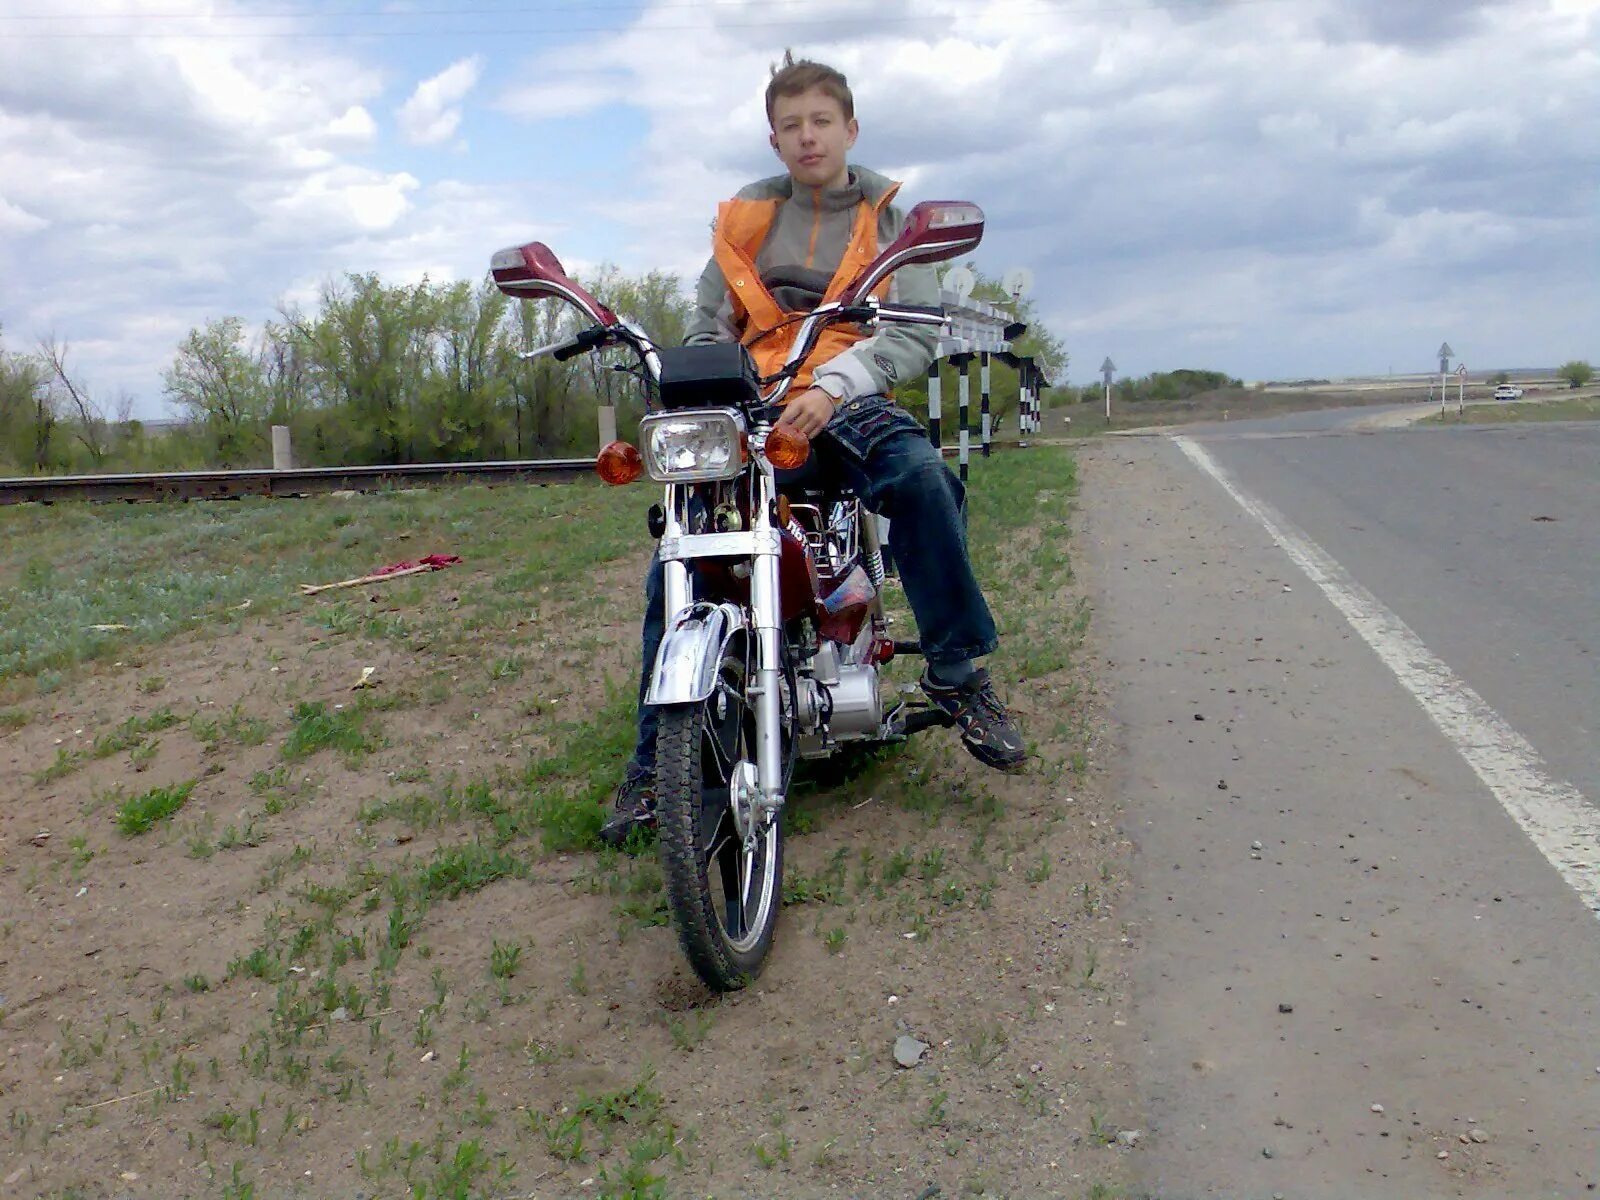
963, 680, 1009, 727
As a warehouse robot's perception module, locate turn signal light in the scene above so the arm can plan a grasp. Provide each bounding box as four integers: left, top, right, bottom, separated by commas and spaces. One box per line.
764, 424, 811, 470
596, 440, 644, 485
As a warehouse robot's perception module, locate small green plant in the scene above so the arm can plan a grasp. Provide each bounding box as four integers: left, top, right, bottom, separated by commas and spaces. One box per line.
668, 1010, 715, 1052
530, 1110, 588, 1162
752, 1130, 793, 1168
35, 746, 82, 784
1025, 851, 1053, 884
822, 926, 847, 954
489, 653, 524, 681
488, 939, 522, 980
66, 833, 95, 870
884, 847, 913, 885
114, 780, 197, 835
966, 1022, 1009, 1067
915, 1089, 950, 1130
281, 701, 379, 762
93, 707, 182, 758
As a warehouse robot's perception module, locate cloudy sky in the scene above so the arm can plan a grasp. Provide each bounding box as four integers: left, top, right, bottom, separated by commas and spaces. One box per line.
1, 0, 1595, 417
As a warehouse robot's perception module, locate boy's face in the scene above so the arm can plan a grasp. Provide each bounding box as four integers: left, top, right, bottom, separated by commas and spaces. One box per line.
769, 87, 858, 190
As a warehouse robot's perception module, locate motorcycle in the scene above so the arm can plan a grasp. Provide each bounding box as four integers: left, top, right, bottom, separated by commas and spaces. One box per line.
489, 200, 986, 990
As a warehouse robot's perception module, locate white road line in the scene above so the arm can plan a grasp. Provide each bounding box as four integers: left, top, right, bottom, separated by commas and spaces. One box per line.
1173, 435, 1600, 916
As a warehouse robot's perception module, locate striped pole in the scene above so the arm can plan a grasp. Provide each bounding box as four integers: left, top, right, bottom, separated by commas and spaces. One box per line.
927, 360, 942, 450
1025, 360, 1037, 434
1030, 361, 1043, 438
980, 351, 992, 458
952, 352, 972, 482
1022, 359, 1036, 437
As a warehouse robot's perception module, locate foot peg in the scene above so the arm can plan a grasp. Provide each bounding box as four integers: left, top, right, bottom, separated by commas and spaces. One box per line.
892, 639, 924, 656
891, 705, 954, 737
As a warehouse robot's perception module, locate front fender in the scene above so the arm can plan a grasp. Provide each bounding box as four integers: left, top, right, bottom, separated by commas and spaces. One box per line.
645, 601, 748, 706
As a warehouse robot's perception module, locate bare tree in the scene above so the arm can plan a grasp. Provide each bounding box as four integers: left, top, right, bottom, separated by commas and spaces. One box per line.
40, 336, 109, 468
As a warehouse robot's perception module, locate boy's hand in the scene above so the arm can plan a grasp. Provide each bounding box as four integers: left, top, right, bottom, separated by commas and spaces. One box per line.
774, 387, 836, 439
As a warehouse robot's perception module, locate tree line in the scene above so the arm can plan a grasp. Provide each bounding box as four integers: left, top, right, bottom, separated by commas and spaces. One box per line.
1, 264, 1067, 477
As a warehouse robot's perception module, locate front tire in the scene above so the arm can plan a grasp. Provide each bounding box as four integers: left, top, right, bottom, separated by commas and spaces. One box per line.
656, 650, 784, 991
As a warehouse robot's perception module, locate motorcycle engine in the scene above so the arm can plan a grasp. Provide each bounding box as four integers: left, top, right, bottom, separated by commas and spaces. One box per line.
797, 642, 882, 740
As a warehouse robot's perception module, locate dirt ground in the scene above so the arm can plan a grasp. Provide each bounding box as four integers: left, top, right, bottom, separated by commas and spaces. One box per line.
0, 450, 1139, 1199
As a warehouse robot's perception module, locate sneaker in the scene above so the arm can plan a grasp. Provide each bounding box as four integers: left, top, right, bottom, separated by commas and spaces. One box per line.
599, 769, 656, 848
919, 667, 1027, 772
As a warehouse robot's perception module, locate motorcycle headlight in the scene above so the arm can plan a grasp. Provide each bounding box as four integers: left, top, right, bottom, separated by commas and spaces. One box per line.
639, 409, 746, 483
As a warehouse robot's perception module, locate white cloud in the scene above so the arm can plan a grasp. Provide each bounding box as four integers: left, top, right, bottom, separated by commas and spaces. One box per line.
487, 0, 1597, 381
324, 106, 378, 146
2, 0, 1595, 420
397, 57, 482, 147
0, 195, 48, 234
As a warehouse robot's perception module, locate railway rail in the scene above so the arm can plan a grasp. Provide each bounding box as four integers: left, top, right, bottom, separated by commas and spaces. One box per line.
0, 457, 596, 505
0, 442, 1025, 507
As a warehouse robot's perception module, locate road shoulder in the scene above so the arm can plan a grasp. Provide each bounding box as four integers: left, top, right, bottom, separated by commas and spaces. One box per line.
1078, 437, 1600, 1199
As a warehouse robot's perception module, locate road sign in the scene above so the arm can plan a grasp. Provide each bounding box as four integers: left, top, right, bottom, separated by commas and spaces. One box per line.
1100, 358, 1115, 421
1002, 267, 1033, 299
943, 266, 976, 303
1437, 342, 1454, 362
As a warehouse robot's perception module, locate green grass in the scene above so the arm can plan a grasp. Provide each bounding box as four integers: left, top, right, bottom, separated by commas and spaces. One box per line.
1418, 395, 1600, 425
281, 701, 380, 762
114, 779, 197, 835
0, 478, 643, 700
92, 707, 183, 758
398, 842, 528, 907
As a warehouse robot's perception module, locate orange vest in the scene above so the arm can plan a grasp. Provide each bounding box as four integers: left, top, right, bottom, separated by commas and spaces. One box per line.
711, 182, 900, 395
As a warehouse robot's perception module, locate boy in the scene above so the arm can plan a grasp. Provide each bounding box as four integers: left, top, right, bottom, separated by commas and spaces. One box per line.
601, 52, 1024, 846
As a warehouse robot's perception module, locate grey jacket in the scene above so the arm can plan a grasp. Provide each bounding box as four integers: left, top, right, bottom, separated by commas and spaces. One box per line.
685, 165, 941, 404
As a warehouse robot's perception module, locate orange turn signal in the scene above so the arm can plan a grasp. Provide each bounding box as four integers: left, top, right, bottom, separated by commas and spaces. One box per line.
595, 440, 644, 486
764, 424, 811, 471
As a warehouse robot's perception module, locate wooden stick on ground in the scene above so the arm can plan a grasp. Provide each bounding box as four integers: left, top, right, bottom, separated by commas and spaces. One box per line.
298, 564, 434, 596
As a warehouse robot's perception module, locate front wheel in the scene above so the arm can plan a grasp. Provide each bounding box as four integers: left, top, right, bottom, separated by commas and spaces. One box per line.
656, 649, 784, 991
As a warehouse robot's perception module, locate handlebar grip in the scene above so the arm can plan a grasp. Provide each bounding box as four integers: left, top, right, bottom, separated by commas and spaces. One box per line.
552, 325, 609, 361
873, 303, 949, 326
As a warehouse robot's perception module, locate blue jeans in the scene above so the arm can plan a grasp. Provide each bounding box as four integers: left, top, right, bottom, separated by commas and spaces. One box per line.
629, 395, 997, 775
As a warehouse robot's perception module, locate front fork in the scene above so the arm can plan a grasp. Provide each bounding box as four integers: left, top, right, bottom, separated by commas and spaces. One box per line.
659, 465, 786, 817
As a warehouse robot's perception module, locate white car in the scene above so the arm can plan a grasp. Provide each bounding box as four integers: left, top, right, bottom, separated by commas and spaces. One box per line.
1494, 384, 1523, 401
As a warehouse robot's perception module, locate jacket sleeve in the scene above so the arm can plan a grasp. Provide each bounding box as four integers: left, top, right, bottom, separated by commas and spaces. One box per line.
683, 254, 740, 346
810, 209, 941, 403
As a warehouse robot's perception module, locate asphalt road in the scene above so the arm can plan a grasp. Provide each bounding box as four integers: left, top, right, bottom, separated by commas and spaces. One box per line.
1080, 411, 1599, 1198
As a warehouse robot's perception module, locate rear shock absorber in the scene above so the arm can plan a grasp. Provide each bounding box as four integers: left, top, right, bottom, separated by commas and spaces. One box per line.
862, 541, 885, 590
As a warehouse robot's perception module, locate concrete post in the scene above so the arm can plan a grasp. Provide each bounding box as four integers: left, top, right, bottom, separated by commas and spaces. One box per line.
597, 405, 618, 449
270, 425, 293, 471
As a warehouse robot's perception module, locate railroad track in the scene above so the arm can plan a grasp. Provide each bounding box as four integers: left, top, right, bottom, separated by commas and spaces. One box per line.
0, 440, 1035, 506
0, 458, 596, 505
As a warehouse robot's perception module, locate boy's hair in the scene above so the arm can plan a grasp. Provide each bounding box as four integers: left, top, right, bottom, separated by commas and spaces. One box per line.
764, 49, 854, 125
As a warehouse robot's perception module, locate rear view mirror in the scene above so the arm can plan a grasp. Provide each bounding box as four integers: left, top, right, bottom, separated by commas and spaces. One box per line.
844, 201, 985, 303
489, 242, 617, 325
